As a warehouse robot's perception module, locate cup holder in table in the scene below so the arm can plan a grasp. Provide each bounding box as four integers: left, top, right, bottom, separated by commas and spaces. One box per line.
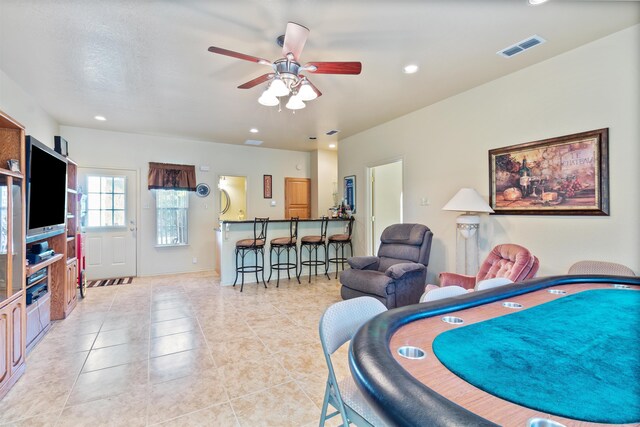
442, 316, 464, 325
502, 301, 523, 309
527, 418, 566, 427
397, 346, 426, 360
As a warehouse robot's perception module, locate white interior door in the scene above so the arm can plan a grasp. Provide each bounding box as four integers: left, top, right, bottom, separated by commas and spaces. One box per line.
371, 160, 403, 254
79, 168, 137, 280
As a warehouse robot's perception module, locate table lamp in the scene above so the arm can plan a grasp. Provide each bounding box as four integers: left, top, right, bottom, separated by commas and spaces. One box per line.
442, 188, 494, 275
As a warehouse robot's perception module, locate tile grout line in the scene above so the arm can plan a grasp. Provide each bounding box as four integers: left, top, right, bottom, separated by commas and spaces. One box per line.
54, 284, 118, 426
186, 279, 242, 425
145, 277, 154, 426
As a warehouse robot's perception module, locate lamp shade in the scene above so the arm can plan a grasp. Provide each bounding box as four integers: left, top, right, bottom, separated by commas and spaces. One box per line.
442, 188, 494, 213
268, 78, 289, 97
258, 90, 279, 106
298, 81, 318, 101
285, 94, 305, 110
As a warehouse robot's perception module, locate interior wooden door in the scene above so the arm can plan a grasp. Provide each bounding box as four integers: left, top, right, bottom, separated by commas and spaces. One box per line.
284, 178, 311, 219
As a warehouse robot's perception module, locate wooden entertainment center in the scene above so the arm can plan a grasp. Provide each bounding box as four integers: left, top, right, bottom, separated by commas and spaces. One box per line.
0, 110, 79, 399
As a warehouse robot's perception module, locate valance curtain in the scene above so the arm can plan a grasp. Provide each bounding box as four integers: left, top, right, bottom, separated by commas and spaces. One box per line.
148, 162, 197, 191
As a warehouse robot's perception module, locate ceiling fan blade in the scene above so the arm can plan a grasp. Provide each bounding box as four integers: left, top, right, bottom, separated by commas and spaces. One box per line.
237, 73, 274, 89
282, 22, 309, 61
208, 46, 271, 65
304, 61, 362, 75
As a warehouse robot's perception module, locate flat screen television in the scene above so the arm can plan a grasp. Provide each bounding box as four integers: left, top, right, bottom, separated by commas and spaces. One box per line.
25, 136, 68, 241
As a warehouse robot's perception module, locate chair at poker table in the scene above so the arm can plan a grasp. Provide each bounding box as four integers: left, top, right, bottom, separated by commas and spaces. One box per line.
439, 243, 539, 290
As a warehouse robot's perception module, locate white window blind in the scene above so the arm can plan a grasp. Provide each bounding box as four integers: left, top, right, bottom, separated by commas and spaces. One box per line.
156, 190, 189, 246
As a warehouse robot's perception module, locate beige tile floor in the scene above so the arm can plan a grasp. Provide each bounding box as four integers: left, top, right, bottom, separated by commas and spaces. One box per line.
0, 272, 353, 426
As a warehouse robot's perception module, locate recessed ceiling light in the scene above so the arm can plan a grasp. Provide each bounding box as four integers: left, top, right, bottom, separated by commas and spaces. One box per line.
528, 0, 548, 4
329, 144, 336, 149
249, 128, 259, 133
403, 64, 419, 74
94, 115, 106, 121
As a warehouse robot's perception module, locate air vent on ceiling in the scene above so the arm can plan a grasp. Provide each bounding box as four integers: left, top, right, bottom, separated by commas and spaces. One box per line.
244, 139, 263, 146
325, 129, 340, 136
497, 35, 546, 58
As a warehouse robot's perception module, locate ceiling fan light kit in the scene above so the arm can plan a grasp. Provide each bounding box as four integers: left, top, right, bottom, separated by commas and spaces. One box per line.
298, 80, 318, 101
285, 95, 305, 110
258, 90, 279, 106
208, 22, 361, 112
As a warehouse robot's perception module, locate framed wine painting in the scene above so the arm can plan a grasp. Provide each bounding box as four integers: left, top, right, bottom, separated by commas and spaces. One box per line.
488, 128, 609, 215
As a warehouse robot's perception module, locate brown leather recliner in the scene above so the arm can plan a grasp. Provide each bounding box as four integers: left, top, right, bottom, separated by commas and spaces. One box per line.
440, 243, 539, 290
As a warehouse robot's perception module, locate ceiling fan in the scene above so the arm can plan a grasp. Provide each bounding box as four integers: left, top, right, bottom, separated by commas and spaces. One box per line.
207, 22, 362, 110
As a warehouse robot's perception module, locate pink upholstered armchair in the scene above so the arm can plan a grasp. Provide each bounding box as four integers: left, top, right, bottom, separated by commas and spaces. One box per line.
440, 244, 539, 290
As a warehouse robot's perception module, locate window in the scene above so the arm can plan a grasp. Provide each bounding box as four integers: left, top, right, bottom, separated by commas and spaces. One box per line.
86, 175, 126, 227
156, 189, 189, 246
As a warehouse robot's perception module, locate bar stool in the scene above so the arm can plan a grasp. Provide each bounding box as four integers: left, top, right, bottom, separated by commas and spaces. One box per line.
268, 217, 300, 287
233, 217, 269, 292
326, 217, 354, 279
298, 216, 330, 283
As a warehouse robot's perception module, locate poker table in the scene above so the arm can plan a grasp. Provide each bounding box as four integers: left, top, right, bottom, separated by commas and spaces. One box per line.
349, 275, 640, 427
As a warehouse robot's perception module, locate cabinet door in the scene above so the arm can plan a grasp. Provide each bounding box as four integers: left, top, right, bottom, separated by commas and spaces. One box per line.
70, 261, 77, 305
66, 261, 77, 307
0, 310, 7, 385
10, 300, 23, 369
65, 263, 72, 307
10, 181, 23, 298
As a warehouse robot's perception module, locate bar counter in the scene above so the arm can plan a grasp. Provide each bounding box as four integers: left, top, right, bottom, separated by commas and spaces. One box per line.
215, 218, 351, 285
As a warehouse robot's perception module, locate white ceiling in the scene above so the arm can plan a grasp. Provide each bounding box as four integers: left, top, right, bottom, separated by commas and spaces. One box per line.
1, 1, 638, 152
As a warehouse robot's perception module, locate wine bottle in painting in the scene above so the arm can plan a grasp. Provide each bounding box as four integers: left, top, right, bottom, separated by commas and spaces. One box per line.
519, 157, 531, 197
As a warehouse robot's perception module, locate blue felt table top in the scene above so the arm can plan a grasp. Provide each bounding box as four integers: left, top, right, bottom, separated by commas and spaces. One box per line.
432, 289, 640, 424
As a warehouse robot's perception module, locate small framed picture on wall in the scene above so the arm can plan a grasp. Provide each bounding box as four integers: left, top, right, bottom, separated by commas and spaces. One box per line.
263, 174, 272, 198
344, 175, 356, 213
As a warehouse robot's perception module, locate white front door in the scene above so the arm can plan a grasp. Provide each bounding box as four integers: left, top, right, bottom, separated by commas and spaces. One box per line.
370, 160, 403, 254
79, 168, 137, 280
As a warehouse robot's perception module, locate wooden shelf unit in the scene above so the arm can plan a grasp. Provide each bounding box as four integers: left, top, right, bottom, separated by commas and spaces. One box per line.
64, 159, 79, 319
27, 158, 79, 322
0, 110, 27, 400
25, 156, 80, 322
1, 113, 80, 397
25, 253, 64, 277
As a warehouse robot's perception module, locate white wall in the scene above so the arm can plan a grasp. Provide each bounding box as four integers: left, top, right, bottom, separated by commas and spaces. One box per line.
0, 69, 59, 146
60, 126, 311, 277
339, 25, 640, 282
310, 149, 338, 217
317, 150, 338, 216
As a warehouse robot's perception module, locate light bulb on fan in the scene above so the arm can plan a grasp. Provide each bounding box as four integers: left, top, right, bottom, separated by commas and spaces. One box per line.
298, 80, 318, 101
286, 94, 305, 110
258, 89, 279, 106
268, 78, 289, 97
